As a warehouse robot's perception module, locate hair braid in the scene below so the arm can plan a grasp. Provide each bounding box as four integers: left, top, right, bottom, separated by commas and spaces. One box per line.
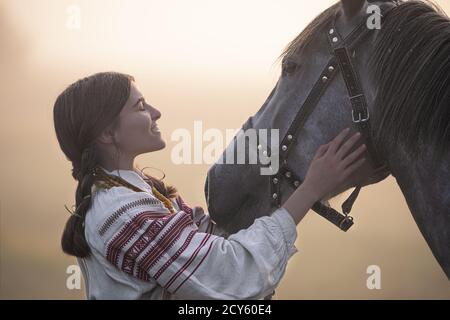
62, 146, 98, 257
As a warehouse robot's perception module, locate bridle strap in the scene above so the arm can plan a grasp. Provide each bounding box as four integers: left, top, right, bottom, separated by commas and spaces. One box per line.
273, 167, 359, 231
332, 46, 383, 169
269, 14, 385, 231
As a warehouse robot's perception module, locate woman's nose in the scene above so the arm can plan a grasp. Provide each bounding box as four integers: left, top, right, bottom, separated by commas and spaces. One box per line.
149, 105, 161, 121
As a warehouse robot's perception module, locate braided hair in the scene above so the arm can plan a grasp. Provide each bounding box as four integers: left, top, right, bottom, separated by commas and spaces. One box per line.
53, 72, 176, 258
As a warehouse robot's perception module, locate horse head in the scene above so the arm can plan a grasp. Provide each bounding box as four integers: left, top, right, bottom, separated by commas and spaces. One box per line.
204, 0, 450, 279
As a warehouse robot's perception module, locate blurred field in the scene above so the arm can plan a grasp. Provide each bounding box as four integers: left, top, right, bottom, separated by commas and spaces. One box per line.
0, 0, 449, 299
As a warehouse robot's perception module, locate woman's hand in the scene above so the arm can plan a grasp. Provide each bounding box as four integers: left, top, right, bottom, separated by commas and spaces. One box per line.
282, 128, 367, 225
303, 128, 366, 202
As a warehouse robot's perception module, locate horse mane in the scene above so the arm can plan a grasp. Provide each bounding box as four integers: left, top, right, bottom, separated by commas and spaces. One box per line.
369, 0, 450, 162
279, 2, 340, 61
279, 1, 394, 61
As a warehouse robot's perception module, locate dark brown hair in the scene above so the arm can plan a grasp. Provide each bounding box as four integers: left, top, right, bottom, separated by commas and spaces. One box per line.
53, 72, 176, 258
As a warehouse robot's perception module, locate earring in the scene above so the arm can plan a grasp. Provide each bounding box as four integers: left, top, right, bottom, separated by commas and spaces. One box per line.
139, 166, 166, 181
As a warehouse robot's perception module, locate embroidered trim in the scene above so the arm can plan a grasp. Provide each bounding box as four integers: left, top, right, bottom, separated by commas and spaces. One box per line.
107, 213, 163, 267
137, 266, 150, 282
164, 233, 211, 290
107, 212, 175, 268
173, 237, 215, 294
99, 198, 163, 236
154, 230, 196, 280
176, 195, 193, 217
121, 215, 179, 276
139, 213, 194, 271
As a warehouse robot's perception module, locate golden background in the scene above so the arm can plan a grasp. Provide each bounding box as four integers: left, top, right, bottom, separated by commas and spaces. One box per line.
0, 0, 449, 299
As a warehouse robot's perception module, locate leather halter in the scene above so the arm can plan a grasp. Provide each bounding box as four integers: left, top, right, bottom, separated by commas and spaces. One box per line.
269, 11, 389, 231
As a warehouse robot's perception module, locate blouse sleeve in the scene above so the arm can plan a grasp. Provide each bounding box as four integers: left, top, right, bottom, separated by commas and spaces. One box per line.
96, 190, 298, 300
173, 194, 229, 238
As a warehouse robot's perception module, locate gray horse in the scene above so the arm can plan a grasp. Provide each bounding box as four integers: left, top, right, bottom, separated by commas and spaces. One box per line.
204, 0, 450, 279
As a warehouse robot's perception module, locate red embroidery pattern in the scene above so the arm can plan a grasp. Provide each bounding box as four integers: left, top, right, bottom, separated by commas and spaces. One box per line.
137, 266, 150, 282
173, 238, 216, 294
105, 204, 213, 287
106, 211, 174, 269
121, 213, 179, 277
164, 233, 212, 290
99, 197, 163, 236
139, 213, 194, 271
176, 195, 193, 217
153, 230, 196, 280
206, 220, 215, 234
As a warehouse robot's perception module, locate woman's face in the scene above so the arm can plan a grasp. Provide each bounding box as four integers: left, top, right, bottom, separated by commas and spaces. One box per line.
113, 82, 166, 156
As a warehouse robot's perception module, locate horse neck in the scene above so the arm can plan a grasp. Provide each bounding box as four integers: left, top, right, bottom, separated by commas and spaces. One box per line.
387, 144, 450, 280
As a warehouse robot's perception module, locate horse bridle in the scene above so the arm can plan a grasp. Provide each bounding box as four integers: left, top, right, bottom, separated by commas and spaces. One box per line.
267, 9, 391, 231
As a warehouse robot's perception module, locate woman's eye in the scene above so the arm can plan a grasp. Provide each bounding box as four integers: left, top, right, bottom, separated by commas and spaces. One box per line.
138, 101, 146, 111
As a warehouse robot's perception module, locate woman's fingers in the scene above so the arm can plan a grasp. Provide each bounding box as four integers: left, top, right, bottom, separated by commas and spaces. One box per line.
336, 131, 363, 160
326, 128, 351, 155
341, 143, 367, 168
314, 143, 329, 159
343, 157, 367, 177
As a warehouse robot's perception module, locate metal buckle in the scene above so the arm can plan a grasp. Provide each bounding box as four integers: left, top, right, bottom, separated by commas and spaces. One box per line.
350, 94, 370, 123
352, 108, 370, 123
339, 215, 354, 229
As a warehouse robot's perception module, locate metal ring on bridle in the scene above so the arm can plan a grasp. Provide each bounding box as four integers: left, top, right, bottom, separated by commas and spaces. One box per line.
339, 215, 354, 229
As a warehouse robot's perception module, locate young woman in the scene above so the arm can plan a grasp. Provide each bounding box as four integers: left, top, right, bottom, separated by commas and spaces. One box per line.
53, 72, 367, 299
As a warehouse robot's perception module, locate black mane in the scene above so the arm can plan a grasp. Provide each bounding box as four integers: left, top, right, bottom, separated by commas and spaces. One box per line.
279, 2, 339, 61
281, 0, 449, 163
369, 1, 450, 162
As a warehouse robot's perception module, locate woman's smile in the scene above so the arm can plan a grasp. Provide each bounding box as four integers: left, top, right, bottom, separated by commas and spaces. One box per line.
151, 123, 161, 134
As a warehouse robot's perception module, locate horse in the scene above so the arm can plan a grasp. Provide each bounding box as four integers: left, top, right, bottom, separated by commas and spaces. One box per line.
204, 0, 450, 279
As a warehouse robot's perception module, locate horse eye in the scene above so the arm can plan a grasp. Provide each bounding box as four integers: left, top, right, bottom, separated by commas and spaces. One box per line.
282, 60, 299, 76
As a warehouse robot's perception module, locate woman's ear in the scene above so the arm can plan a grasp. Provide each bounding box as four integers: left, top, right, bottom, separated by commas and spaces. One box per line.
96, 125, 116, 145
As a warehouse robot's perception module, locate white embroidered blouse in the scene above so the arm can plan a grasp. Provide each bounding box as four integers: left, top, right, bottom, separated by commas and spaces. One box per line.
78, 167, 298, 300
